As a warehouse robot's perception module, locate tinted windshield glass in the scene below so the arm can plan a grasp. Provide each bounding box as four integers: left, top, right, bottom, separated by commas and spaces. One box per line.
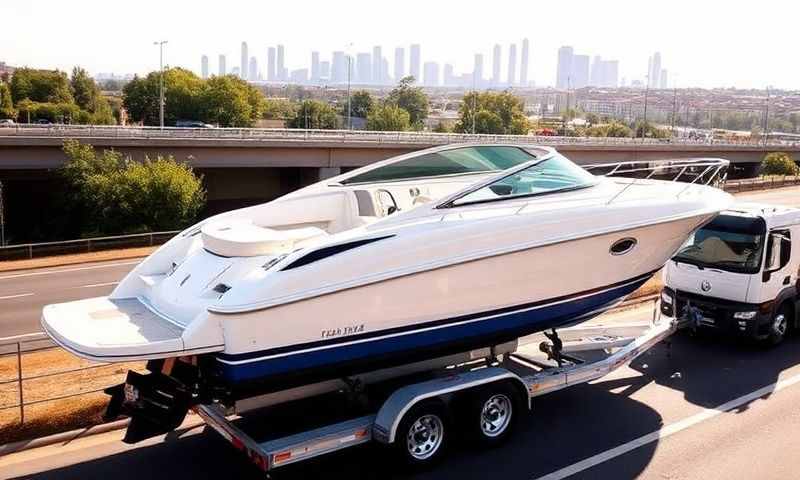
673, 215, 766, 273
450, 154, 597, 206
340, 146, 535, 185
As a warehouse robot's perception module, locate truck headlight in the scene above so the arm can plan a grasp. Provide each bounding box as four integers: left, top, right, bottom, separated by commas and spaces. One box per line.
733, 311, 757, 320
661, 290, 673, 305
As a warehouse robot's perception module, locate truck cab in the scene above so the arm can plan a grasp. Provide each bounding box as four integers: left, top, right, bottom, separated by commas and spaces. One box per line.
661, 203, 800, 344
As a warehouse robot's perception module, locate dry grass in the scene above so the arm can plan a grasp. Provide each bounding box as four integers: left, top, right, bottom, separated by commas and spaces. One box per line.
0, 346, 143, 445
0, 246, 157, 273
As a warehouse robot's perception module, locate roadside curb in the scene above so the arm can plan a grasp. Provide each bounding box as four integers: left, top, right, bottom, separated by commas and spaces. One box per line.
0, 252, 148, 274
0, 419, 130, 457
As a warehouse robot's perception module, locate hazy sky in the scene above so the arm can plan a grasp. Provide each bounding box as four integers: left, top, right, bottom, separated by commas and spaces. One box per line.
2, 0, 798, 89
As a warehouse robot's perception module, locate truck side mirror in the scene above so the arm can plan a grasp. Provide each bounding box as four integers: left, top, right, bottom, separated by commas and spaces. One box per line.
763, 233, 783, 281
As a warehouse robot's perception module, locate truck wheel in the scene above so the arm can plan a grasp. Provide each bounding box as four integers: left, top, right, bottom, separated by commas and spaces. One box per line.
463, 383, 519, 447
394, 400, 448, 469
766, 305, 790, 346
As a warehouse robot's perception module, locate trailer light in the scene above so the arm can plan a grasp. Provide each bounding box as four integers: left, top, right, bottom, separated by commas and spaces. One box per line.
273, 451, 292, 464
738, 321, 747, 327
660, 291, 673, 305
733, 311, 757, 320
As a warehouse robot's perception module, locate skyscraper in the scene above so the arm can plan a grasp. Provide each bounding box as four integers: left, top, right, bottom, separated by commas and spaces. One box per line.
649, 52, 661, 88
356, 52, 372, 83
571, 55, 590, 88
218, 54, 226, 76
660, 69, 668, 89
473, 53, 484, 87
507, 43, 517, 86
372, 46, 382, 85
394, 47, 405, 81
590, 56, 603, 87
444, 64, 455, 86
492, 44, 501, 86
320, 61, 330, 80
249, 57, 258, 81
423, 61, 439, 86
201, 55, 209, 79
604, 60, 619, 87
556, 46, 574, 89
277, 45, 286, 81
267, 47, 276, 81
331, 51, 346, 83
311, 51, 320, 83
240, 42, 248, 80
410, 44, 421, 82
520, 38, 529, 86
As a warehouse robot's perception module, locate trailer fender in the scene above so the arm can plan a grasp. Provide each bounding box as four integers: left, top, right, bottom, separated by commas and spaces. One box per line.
372, 367, 528, 444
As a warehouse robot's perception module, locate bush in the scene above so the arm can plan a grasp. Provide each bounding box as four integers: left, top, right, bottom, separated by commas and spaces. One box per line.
761, 152, 798, 176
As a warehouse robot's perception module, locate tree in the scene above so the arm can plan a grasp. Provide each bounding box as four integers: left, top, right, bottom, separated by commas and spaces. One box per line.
761, 152, 798, 176
366, 104, 411, 131
585, 121, 633, 138
346, 90, 374, 118
60, 140, 205, 235
634, 121, 671, 139
0, 82, 16, 119
454, 91, 529, 135
200, 75, 265, 127
386, 76, 429, 128
263, 98, 296, 120
287, 100, 338, 129
10, 68, 73, 104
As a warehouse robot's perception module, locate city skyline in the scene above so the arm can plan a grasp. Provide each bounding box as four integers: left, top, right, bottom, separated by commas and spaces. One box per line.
2, 0, 799, 89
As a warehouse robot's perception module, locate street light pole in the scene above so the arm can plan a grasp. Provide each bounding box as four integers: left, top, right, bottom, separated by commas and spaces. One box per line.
346, 55, 352, 130
154, 40, 168, 129
763, 86, 771, 146
642, 75, 650, 141
0, 180, 5, 247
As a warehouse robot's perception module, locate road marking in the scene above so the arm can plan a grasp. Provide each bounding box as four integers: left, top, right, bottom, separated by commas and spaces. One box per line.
533, 371, 800, 480
0, 292, 34, 300
77, 281, 119, 289
0, 260, 140, 281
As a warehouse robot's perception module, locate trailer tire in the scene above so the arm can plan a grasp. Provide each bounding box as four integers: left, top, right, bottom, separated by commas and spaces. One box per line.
393, 400, 448, 469
766, 304, 791, 346
462, 382, 519, 447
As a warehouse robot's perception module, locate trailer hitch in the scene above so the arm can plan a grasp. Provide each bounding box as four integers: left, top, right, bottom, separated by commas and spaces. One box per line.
540, 329, 565, 367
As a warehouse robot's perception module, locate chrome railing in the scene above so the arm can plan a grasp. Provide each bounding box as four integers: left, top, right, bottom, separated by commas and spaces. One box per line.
0, 230, 179, 261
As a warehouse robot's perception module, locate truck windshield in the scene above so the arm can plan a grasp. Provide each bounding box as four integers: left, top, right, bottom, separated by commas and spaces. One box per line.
673, 214, 766, 274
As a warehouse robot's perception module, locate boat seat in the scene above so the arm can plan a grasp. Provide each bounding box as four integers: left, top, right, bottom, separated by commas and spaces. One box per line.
202, 219, 327, 257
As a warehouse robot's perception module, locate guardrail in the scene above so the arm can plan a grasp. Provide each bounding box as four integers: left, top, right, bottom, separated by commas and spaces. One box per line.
724, 175, 800, 192
0, 230, 179, 262
2, 124, 799, 148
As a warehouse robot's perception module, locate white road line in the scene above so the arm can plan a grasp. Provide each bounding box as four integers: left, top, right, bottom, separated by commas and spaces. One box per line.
533, 371, 800, 480
0, 260, 140, 281
0, 292, 34, 300
77, 281, 119, 289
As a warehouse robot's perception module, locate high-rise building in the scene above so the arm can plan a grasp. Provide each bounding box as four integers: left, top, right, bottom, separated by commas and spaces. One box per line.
372, 46, 382, 85
394, 47, 405, 81
356, 52, 372, 83
660, 69, 668, 89
249, 57, 258, 81
520, 38, 529, 86
201, 55, 209, 79
507, 43, 517, 86
492, 44, 501, 86
444, 64, 455, 86
311, 51, 320, 83
590, 56, 603, 87
409, 44, 421, 82
649, 52, 661, 88
473, 53, 484, 87
331, 51, 346, 83
320, 61, 331, 80
240, 42, 248, 80
290, 69, 309, 84
423, 61, 439, 86
267, 47, 276, 81
556, 46, 574, 89
604, 60, 619, 88
277, 45, 286, 81
218, 54, 226, 76
571, 55, 589, 88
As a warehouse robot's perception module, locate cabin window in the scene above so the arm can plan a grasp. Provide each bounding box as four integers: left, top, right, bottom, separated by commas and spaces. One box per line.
340, 146, 536, 185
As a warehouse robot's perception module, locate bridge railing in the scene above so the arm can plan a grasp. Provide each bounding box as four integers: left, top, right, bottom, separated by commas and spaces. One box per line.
0, 230, 179, 261
2, 124, 799, 148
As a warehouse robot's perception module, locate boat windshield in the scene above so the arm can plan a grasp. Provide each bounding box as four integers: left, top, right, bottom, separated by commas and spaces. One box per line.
339, 146, 537, 185
673, 214, 767, 274
448, 153, 597, 206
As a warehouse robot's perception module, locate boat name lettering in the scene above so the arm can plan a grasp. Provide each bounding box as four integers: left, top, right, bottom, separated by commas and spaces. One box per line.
321, 324, 365, 339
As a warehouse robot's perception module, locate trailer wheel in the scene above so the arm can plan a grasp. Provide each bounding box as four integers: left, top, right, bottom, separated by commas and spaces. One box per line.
766, 304, 791, 346
394, 400, 448, 468
463, 382, 519, 447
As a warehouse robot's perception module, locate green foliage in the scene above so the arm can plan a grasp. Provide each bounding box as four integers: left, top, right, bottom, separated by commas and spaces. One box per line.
123, 70, 266, 127
761, 152, 798, 176
0, 82, 16, 119
263, 98, 296, 120
454, 91, 530, 135
60, 140, 205, 235
287, 100, 338, 129
346, 90, 374, 118
386, 76, 429, 129
10, 68, 73, 104
584, 122, 633, 138
366, 104, 411, 131
432, 121, 452, 133
634, 121, 671, 139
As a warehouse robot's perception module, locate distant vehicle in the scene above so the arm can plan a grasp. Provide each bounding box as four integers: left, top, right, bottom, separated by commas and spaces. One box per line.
34, 119, 52, 125
0, 119, 14, 126
176, 120, 215, 128
662, 203, 800, 345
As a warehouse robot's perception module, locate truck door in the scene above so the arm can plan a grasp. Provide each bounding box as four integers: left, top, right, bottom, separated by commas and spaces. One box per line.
760, 229, 792, 304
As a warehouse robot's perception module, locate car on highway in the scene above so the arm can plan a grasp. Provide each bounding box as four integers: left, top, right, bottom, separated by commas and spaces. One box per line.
0, 118, 15, 126
176, 119, 215, 128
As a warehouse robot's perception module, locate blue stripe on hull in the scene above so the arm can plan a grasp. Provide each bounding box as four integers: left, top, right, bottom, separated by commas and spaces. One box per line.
216, 276, 649, 384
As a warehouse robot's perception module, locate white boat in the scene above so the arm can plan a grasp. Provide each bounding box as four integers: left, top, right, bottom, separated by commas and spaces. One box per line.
41, 144, 732, 440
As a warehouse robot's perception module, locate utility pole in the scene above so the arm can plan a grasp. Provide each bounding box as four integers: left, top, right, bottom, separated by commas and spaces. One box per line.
0, 180, 5, 246
154, 40, 168, 129
642, 75, 650, 141
763, 86, 771, 146
671, 87, 678, 131
472, 71, 477, 134
345, 43, 353, 130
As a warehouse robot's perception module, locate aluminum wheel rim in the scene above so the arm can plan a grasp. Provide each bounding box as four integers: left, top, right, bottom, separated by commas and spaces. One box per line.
481, 394, 512, 438
406, 414, 444, 460
774, 314, 787, 336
